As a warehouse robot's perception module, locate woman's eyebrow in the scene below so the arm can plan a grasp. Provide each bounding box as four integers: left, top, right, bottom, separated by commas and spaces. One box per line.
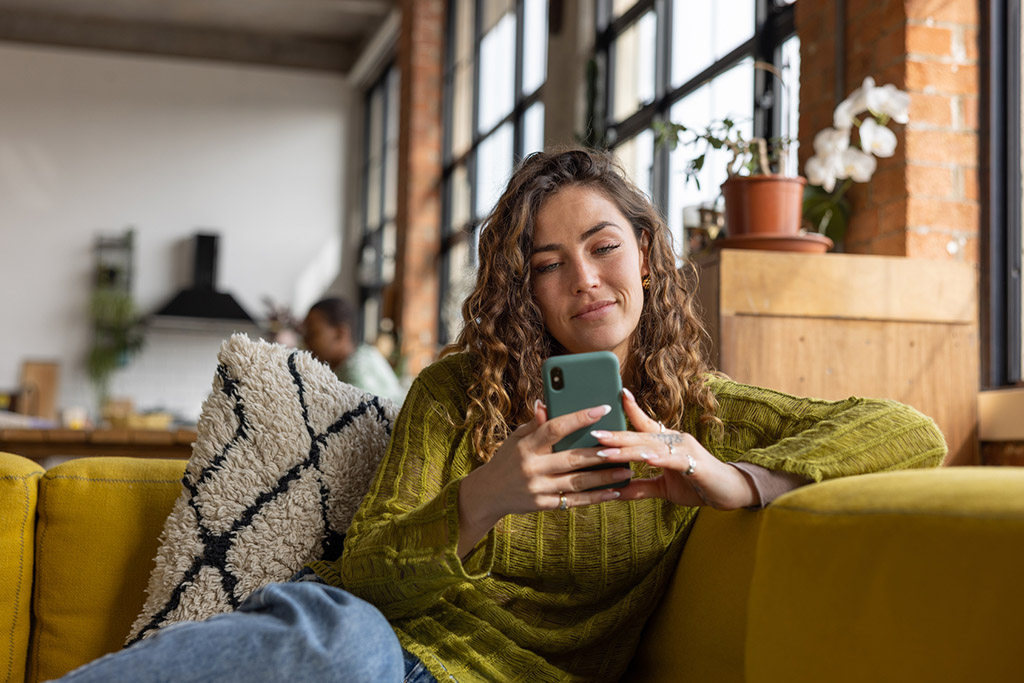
531, 222, 616, 255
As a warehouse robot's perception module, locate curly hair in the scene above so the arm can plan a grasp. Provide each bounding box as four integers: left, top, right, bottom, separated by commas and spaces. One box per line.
441, 147, 720, 461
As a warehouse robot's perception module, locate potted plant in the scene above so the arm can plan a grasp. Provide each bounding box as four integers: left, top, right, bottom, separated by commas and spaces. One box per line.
654, 116, 810, 245
654, 75, 909, 251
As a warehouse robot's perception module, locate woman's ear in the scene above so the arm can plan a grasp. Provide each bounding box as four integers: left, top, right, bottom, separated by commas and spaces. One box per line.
639, 231, 651, 278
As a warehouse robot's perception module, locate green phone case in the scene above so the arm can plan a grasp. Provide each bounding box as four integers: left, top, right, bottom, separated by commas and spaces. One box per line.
541, 351, 628, 488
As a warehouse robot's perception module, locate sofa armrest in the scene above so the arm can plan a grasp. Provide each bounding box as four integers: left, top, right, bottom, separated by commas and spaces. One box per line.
28, 456, 186, 683
0, 452, 45, 683
746, 468, 1024, 683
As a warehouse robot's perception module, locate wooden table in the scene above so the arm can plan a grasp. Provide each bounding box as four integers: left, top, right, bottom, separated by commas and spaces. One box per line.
0, 428, 197, 462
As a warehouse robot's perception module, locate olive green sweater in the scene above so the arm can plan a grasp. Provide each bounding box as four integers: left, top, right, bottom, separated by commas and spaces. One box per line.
309, 352, 946, 682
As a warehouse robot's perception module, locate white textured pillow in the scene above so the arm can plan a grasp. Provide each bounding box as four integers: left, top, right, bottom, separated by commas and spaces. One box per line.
126, 333, 397, 644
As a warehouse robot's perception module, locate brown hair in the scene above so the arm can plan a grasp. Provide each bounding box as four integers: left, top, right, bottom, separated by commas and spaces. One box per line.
441, 147, 720, 460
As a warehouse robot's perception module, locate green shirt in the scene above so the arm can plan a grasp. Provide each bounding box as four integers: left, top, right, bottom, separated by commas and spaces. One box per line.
335, 344, 406, 405
310, 352, 946, 682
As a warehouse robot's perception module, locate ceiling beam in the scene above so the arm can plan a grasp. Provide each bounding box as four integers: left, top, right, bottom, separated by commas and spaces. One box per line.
0, 8, 363, 72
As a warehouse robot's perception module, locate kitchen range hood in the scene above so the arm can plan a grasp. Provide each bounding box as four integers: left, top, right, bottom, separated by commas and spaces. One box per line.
152, 233, 257, 328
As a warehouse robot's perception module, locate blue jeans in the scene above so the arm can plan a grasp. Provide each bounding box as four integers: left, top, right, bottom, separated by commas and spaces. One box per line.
54, 579, 437, 683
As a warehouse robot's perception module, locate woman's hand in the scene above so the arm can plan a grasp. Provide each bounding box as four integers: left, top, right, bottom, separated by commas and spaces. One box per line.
591, 388, 759, 510
457, 401, 633, 557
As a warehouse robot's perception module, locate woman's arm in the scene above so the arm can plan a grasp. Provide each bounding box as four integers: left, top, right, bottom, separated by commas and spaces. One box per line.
592, 378, 946, 510
706, 377, 948, 480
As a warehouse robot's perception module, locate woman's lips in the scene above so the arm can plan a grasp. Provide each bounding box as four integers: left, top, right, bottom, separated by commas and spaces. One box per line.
573, 300, 616, 320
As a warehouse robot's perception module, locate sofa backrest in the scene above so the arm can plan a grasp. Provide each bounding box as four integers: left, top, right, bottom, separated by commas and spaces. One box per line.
623, 508, 764, 682
26, 456, 185, 683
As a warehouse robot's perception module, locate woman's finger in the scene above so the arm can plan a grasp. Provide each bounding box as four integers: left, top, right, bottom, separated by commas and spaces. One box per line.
530, 404, 613, 450
621, 387, 663, 433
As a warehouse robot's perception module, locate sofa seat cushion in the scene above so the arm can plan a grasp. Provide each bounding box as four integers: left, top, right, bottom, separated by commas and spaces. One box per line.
746, 468, 1024, 683
0, 452, 44, 683
28, 456, 185, 683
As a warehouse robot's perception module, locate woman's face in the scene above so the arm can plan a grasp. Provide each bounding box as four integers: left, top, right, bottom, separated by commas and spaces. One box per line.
530, 185, 649, 367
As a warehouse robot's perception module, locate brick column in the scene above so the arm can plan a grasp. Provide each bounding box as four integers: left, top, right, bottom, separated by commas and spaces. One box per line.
796, 0, 980, 263
395, 0, 444, 374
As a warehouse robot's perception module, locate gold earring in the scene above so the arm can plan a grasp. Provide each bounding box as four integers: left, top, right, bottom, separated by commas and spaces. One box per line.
641, 274, 651, 290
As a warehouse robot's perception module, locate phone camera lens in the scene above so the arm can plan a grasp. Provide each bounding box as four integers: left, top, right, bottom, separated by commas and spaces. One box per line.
550, 367, 564, 390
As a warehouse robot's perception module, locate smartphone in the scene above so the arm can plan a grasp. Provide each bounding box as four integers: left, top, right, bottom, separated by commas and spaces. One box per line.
541, 351, 629, 489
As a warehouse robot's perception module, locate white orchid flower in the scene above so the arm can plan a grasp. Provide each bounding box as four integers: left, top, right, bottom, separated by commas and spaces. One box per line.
868, 83, 910, 124
840, 148, 877, 183
833, 76, 874, 129
806, 152, 845, 192
812, 127, 850, 156
858, 118, 898, 157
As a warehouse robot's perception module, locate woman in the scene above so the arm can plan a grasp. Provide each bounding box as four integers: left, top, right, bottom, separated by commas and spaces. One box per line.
56, 148, 946, 683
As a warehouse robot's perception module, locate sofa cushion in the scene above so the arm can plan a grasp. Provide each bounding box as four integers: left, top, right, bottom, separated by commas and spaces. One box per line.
125, 334, 397, 644
27, 456, 185, 683
746, 468, 1024, 683
0, 452, 44, 683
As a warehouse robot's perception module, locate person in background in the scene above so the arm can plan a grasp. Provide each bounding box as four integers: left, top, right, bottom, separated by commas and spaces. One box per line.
301, 297, 406, 405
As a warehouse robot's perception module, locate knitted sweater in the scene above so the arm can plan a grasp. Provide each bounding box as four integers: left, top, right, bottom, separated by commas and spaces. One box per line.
309, 352, 946, 682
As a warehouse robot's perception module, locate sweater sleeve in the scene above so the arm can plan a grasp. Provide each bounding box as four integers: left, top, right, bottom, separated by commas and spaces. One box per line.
704, 377, 948, 481
338, 360, 495, 619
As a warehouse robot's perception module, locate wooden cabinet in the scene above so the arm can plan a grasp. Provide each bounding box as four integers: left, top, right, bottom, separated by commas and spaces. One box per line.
694, 249, 979, 466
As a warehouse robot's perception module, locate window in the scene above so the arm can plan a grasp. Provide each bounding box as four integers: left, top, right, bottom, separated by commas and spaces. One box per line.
358, 64, 400, 344
983, 0, 1023, 386
439, 0, 549, 342
593, 0, 798, 253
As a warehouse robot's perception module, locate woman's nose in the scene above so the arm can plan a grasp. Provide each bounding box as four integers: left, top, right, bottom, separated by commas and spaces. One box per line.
571, 259, 600, 293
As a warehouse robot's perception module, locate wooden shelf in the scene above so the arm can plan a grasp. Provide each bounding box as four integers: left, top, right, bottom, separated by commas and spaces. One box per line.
695, 249, 979, 466
0, 427, 196, 461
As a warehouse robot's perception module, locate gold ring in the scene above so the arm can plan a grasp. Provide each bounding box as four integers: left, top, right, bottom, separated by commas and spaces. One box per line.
684, 454, 696, 476
558, 493, 569, 511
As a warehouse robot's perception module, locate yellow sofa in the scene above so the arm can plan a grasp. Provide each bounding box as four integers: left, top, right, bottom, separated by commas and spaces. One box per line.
3, 451, 1023, 683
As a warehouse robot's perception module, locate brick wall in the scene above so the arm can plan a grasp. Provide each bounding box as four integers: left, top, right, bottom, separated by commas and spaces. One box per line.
797, 0, 980, 262
394, 0, 444, 375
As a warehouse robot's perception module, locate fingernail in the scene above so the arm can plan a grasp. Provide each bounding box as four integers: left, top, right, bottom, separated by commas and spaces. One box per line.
603, 490, 621, 501
591, 430, 611, 440
596, 448, 620, 457
588, 405, 612, 418
622, 387, 635, 402
641, 452, 657, 460
534, 399, 543, 413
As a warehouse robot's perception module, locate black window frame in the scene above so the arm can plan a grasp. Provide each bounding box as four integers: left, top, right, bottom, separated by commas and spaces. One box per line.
593, 0, 796, 219
438, 0, 548, 344
357, 62, 400, 345
982, 0, 1023, 388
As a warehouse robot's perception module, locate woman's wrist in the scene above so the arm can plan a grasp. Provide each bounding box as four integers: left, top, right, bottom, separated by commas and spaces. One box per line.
456, 469, 503, 558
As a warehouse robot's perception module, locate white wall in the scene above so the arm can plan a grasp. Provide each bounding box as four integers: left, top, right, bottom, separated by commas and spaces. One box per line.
0, 43, 355, 422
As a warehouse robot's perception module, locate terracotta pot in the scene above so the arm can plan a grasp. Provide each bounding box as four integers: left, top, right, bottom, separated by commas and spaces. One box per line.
720, 175, 807, 237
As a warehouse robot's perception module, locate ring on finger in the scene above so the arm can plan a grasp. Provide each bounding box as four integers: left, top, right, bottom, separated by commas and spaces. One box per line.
558, 493, 569, 511
683, 454, 697, 476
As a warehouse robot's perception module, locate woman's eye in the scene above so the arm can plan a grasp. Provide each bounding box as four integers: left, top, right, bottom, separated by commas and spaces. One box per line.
596, 243, 621, 255
534, 262, 560, 274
